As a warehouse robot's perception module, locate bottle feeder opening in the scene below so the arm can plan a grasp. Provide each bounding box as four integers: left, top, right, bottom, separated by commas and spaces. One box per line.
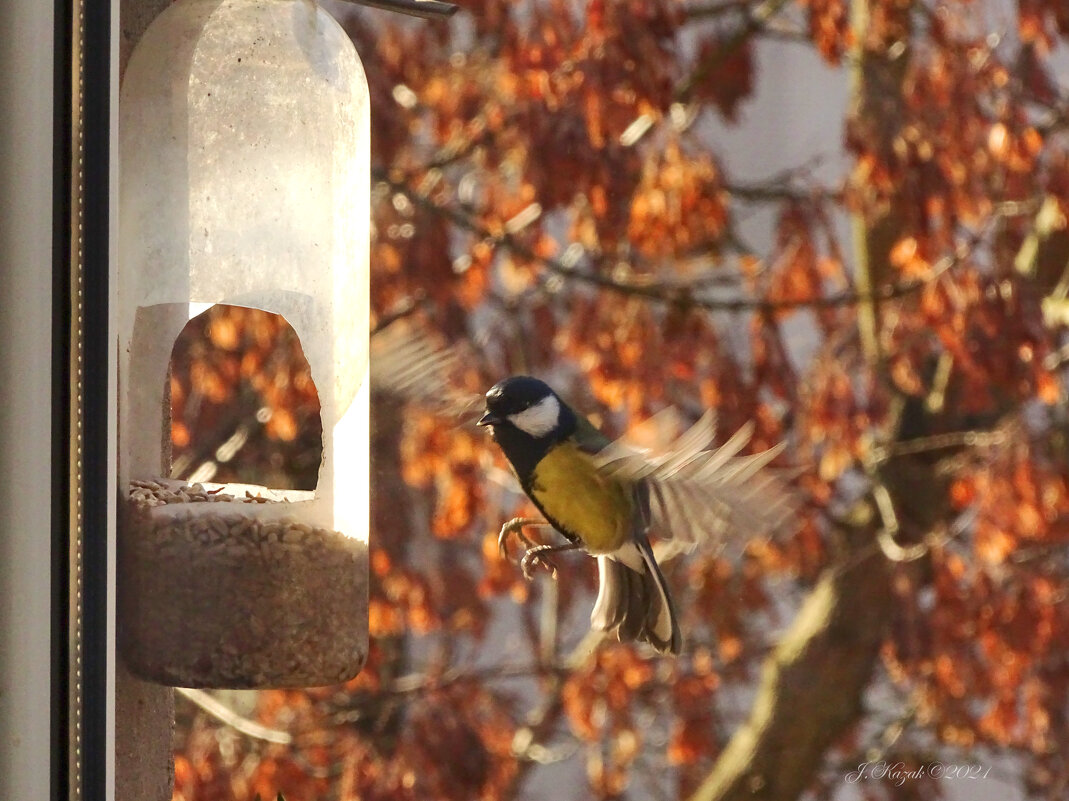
168, 304, 324, 494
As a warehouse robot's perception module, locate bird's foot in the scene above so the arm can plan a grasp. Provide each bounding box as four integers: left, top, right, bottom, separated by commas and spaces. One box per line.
519, 544, 559, 580
497, 517, 542, 558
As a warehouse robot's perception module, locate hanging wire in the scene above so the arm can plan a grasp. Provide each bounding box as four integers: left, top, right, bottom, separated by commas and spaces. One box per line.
340, 0, 458, 19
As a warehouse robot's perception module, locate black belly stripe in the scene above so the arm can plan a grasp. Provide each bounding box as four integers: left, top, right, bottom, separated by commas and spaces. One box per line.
523, 476, 582, 545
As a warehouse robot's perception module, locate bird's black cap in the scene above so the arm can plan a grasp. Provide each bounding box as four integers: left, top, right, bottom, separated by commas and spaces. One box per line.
478, 376, 555, 426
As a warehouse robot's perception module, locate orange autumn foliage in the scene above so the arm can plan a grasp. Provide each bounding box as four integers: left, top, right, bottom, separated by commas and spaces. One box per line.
168, 2, 1069, 800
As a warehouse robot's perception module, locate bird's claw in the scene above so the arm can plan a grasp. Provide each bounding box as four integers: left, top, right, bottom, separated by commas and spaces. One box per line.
497, 517, 537, 558
520, 545, 558, 580
497, 518, 561, 579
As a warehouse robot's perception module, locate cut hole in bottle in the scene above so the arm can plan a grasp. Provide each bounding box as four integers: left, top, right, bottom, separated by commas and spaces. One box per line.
168, 304, 323, 491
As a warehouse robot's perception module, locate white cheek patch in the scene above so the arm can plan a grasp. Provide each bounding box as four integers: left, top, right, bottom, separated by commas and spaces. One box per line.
507, 395, 561, 438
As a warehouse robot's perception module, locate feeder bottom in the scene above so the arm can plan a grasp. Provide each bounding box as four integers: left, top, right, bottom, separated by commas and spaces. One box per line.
119, 480, 368, 688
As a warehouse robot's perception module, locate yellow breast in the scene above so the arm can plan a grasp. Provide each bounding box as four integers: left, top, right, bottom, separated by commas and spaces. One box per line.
528, 441, 633, 553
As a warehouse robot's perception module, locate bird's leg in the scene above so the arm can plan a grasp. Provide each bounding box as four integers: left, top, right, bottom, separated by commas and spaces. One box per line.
497, 517, 551, 557
520, 542, 582, 580
497, 518, 579, 579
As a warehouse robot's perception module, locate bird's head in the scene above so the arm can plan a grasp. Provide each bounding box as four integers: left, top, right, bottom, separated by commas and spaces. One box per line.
478, 376, 570, 441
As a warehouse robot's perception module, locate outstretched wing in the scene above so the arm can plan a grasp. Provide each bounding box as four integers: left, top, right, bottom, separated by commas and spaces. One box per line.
593, 411, 798, 556
370, 324, 483, 421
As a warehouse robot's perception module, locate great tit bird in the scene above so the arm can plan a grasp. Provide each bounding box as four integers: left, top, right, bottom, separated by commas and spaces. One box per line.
477, 376, 795, 655
372, 327, 795, 654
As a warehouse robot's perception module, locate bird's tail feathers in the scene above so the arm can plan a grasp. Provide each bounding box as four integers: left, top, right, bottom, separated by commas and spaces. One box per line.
591, 542, 682, 655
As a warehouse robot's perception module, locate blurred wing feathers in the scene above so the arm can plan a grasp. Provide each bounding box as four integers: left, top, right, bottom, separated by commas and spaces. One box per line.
370, 326, 482, 420
594, 412, 797, 554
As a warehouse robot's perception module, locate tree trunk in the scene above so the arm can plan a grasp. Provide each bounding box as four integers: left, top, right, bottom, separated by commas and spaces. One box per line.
688, 3, 919, 799
688, 528, 893, 801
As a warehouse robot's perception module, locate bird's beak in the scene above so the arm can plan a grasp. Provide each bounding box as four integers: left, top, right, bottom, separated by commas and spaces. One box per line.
477, 411, 499, 427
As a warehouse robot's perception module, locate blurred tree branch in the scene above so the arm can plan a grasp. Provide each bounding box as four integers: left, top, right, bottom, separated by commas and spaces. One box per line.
176, 688, 292, 745
676, 0, 792, 102
374, 169, 994, 314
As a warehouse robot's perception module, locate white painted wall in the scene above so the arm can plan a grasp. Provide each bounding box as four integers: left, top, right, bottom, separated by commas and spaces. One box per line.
0, 0, 57, 797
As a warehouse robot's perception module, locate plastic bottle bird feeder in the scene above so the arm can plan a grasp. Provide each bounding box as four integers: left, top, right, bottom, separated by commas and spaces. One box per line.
117, 0, 369, 688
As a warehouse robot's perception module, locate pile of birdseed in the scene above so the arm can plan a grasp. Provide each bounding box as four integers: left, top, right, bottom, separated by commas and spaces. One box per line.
119, 479, 368, 689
